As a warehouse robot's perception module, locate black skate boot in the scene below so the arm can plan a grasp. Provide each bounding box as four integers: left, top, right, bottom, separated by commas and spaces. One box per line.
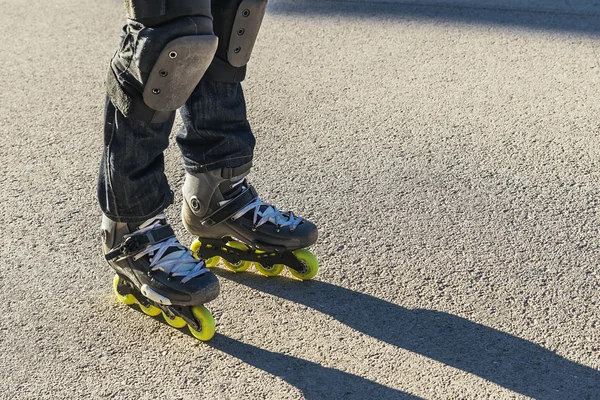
182, 163, 319, 280
102, 213, 220, 340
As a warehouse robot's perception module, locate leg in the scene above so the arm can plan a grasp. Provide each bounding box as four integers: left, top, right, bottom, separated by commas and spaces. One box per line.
176, 80, 255, 173
176, 0, 269, 172
99, 0, 222, 341
178, 1, 320, 280
100, 0, 219, 222
98, 98, 175, 222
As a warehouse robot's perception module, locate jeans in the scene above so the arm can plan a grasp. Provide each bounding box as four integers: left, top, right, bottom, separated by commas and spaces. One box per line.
97, 80, 256, 223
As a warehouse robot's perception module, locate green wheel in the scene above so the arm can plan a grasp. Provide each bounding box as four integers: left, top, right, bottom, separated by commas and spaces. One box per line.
138, 303, 161, 317
162, 312, 187, 329
113, 275, 136, 305
188, 305, 216, 341
205, 256, 220, 268
254, 262, 285, 277
222, 241, 252, 272
288, 249, 319, 280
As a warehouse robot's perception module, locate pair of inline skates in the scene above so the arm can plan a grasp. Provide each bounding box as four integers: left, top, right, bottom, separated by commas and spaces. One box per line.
103, 165, 318, 341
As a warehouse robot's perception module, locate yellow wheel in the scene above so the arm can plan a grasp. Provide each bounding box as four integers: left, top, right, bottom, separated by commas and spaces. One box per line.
190, 239, 220, 267
288, 249, 319, 280
254, 262, 284, 277
205, 256, 220, 268
162, 311, 187, 329
138, 303, 161, 317
188, 305, 216, 341
222, 241, 252, 272
113, 275, 136, 305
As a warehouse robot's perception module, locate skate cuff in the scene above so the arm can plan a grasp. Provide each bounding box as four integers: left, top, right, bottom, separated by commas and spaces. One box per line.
200, 186, 257, 227
105, 225, 175, 261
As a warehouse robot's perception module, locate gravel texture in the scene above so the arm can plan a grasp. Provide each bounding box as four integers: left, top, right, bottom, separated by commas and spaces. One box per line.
1, 0, 599, 398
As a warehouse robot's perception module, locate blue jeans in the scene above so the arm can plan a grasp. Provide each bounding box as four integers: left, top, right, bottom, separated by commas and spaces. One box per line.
98, 80, 256, 223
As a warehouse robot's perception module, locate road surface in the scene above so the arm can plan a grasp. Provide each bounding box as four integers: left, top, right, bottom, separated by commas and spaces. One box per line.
1, 0, 599, 398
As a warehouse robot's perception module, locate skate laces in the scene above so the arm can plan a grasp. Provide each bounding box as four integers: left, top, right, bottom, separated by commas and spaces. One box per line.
222, 180, 303, 231
127, 214, 208, 283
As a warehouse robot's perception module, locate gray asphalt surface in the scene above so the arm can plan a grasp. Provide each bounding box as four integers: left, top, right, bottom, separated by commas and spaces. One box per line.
1, 0, 599, 398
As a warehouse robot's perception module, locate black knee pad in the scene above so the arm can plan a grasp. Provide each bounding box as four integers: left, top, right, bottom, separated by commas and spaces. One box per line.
107, 0, 218, 123
205, 0, 268, 83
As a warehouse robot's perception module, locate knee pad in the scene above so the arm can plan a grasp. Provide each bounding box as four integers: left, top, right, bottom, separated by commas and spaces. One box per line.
107, 0, 218, 123
205, 0, 268, 83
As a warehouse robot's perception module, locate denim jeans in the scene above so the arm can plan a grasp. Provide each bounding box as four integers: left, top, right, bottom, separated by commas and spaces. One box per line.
97, 80, 256, 223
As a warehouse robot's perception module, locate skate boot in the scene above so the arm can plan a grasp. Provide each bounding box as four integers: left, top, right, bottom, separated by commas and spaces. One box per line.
183, 163, 319, 280
102, 213, 220, 341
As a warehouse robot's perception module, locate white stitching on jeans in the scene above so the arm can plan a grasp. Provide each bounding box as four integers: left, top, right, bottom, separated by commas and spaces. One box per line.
187, 155, 253, 170
105, 107, 120, 219
186, 16, 199, 34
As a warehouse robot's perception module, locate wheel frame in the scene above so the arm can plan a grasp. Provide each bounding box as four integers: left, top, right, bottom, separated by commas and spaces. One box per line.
190, 239, 221, 267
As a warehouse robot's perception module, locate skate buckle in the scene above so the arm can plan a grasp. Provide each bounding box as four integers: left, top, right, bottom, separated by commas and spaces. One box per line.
122, 235, 144, 254
106, 235, 145, 261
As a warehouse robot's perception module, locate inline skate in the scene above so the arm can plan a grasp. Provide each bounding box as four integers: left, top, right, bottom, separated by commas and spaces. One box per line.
103, 213, 220, 341
182, 163, 319, 280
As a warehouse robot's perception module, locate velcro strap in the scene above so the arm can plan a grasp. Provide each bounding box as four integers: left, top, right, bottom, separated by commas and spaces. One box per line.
106, 66, 157, 123
105, 225, 175, 261
221, 163, 251, 179
201, 186, 257, 227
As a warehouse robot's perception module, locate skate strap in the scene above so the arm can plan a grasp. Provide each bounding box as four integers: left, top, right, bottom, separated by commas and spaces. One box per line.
201, 186, 258, 227
105, 225, 175, 261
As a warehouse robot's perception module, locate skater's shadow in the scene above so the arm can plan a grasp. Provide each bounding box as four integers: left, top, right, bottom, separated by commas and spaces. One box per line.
209, 334, 420, 399
214, 270, 600, 399
124, 301, 417, 398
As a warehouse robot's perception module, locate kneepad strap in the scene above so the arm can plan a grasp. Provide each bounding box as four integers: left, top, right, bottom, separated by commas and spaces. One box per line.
205, 0, 268, 82
227, 0, 268, 68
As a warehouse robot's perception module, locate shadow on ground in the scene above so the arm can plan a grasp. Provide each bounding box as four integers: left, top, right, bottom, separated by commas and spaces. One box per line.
210, 334, 420, 399
269, 0, 600, 35
121, 302, 417, 399
214, 269, 600, 399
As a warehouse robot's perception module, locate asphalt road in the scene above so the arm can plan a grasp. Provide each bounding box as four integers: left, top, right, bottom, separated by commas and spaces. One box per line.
1, 0, 599, 398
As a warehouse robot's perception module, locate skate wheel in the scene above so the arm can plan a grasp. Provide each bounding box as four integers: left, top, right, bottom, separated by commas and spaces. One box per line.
289, 249, 319, 280
113, 275, 136, 305
188, 305, 216, 341
205, 256, 220, 268
162, 312, 187, 329
222, 241, 252, 272
190, 239, 220, 268
138, 303, 161, 317
254, 262, 284, 277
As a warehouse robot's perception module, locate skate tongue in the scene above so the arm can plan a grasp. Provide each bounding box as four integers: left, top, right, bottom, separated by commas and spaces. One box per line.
160, 248, 201, 273
138, 214, 167, 230
258, 205, 287, 226
134, 214, 203, 275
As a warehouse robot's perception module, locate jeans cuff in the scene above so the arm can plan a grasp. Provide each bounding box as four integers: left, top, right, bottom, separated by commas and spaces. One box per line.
102, 192, 174, 224
183, 155, 254, 174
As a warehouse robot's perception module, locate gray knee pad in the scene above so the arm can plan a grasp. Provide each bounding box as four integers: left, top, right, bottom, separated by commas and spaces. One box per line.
205, 0, 268, 83
107, 0, 218, 123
